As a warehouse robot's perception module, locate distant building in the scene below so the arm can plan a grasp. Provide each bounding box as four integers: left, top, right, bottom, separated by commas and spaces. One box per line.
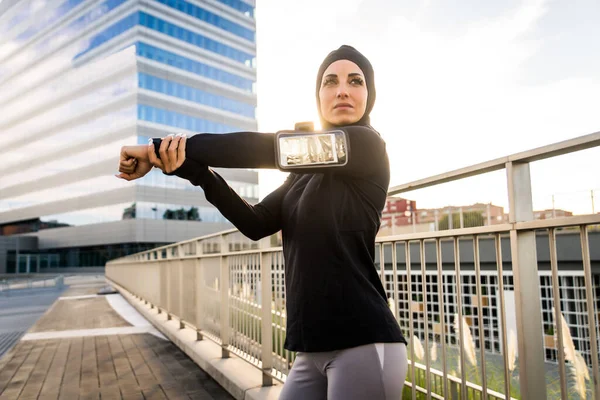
0, 0, 258, 273
381, 198, 418, 228
418, 203, 508, 227
534, 209, 574, 220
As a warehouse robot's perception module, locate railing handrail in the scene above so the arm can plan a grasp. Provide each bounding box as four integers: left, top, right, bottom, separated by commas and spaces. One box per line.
388, 130, 600, 195
108, 212, 600, 264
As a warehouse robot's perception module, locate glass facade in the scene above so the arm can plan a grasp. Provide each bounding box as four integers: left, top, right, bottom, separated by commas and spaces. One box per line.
137, 105, 244, 132
0, 0, 257, 271
139, 73, 255, 117
136, 42, 253, 91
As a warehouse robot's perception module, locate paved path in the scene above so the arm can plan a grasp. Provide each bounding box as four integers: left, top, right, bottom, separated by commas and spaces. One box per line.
0, 287, 64, 359
0, 278, 234, 400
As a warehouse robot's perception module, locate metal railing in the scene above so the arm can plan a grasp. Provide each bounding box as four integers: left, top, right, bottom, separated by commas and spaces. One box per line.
107, 130, 600, 400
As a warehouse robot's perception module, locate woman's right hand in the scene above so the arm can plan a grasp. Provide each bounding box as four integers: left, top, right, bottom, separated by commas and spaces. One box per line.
115, 145, 153, 181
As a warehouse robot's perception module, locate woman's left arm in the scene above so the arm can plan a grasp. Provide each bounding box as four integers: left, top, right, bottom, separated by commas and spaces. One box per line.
154, 126, 386, 180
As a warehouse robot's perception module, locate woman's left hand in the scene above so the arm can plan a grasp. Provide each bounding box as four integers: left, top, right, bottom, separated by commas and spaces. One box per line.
148, 133, 187, 174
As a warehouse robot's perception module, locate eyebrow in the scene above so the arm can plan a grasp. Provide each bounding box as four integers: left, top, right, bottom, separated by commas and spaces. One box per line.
323, 72, 364, 79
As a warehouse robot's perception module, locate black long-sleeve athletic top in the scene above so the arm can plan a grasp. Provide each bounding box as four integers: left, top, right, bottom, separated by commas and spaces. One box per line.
166, 125, 407, 352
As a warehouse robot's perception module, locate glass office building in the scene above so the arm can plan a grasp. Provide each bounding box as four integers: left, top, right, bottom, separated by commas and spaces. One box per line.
0, 0, 257, 272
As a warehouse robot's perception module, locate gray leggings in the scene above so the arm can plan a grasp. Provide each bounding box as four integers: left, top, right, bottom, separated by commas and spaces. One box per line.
279, 343, 408, 400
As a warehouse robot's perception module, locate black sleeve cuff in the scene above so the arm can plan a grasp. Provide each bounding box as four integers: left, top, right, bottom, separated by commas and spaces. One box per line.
163, 158, 209, 186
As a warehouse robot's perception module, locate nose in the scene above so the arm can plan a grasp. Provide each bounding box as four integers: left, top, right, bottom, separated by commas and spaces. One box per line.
336, 83, 349, 99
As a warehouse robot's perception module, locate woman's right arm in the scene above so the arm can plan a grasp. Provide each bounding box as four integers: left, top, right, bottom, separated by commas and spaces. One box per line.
117, 140, 293, 240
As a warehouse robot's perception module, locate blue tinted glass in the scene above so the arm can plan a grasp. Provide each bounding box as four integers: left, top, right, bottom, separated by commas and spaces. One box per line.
138, 104, 243, 132
15, 0, 87, 42
75, 12, 138, 59
138, 73, 255, 118
139, 12, 253, 64
214, 0, 254, 17
152, 0, 254, 42
19, 0, 130, 64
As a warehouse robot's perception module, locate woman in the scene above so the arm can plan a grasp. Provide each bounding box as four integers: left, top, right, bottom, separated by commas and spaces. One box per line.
117, 45, 408, 399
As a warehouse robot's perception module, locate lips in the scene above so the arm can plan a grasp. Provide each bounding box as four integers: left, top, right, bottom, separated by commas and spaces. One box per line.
334, 103, 353, 109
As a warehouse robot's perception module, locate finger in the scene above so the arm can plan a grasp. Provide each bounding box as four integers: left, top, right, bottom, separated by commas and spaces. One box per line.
148, 143, 165, 170
176, 135, 186, 168
159, 135, 174, 164
115, 173, 133, 181
119, 159, 137, 171
122, 157, 137, 166
119, 165, 137, 174
167, 136, 181, 172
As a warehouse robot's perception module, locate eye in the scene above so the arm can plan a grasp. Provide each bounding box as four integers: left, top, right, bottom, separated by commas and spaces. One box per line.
350, 77, 364, 85
323, 77, 337, 86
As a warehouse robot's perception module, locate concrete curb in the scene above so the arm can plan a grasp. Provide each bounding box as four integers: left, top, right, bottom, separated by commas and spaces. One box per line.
108, 280, 284, 400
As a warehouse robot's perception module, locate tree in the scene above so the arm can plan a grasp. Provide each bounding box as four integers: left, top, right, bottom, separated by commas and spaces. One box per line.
163, 206, 201, 221
163, 209, 174, 220
122, 203, 136, 219
187, 207, 200, 221
438, 211, 484, 230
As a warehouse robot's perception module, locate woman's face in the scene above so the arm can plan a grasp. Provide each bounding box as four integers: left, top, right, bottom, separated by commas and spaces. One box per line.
319, 60, 368, 126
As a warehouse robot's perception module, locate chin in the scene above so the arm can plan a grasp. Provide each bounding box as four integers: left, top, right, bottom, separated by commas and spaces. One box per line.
332, 117, 359, 126
326, 113, 360, 126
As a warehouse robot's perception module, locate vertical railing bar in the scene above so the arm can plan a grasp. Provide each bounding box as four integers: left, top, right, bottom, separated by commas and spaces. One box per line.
231, 264, 236, 349
260, 251, 273, 386
231, 260, 237, 351
277, 253, 282, 375
248, 257, 253, 358
436, 238, 449, 399
280, 253, 286, 375
495, 234, 511, 399
420, 239, 432, 399
237, 260, 241, 355
220, 254, 230, 358
250, 257, 255, 358
239, 259, 244, 353
274, 288, 279, 372
253, 257, 257, 360
406, 241, 417, 400
241, 258, 246, 356
580, 225, 600, 400
454, 237, 467, 400
241, 259, 246, 355
256, 258, 260, 361
473, 236, 488, 399
179, 259, 185, 328
392, 242, 399, 320
379, 243, 385, 283
549, 228, 568, 400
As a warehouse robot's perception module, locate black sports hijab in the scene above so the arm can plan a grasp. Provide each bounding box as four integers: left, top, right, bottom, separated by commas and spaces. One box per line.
315, 45, 376, 130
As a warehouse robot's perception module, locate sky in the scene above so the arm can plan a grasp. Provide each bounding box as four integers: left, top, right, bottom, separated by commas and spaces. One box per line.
253, 0, 600, 215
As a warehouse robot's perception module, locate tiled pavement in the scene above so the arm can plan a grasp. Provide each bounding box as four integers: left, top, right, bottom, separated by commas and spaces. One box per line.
0, 279, 234, 400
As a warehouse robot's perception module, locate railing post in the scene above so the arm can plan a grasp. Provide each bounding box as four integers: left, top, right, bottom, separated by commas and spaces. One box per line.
506, 161, 546, 399
195, 258, 204, 341
179, 252, 185, 329
450, 380, 459, 400
260, 252, 274, 386
220, 254, 230, 358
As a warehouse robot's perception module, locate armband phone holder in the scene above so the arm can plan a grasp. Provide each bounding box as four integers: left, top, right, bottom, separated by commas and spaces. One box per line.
275, 128, 349, 171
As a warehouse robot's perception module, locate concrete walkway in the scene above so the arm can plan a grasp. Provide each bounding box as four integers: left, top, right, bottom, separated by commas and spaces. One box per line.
0, 278, 234, 400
